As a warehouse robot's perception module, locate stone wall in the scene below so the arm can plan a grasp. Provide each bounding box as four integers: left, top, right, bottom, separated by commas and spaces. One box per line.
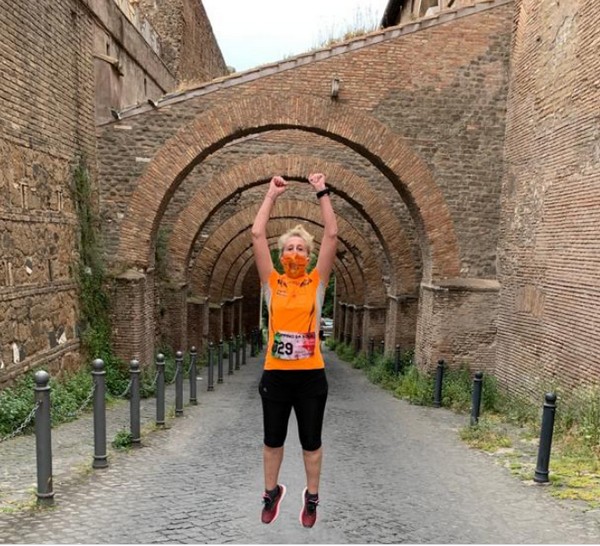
137, 0, 229, 83
0, 0, 96, 385
0, 0, 226, 386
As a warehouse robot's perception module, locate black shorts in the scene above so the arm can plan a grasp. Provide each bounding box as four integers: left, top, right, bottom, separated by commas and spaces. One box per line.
258, 369, 328, 451
258, 369, 328, 401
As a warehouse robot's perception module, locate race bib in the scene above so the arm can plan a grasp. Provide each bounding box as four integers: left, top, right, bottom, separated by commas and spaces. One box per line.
271, 330, 316, 360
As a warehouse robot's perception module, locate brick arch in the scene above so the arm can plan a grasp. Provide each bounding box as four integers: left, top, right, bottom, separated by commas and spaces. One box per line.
168, 154, 419, 296
118, 94, 459, 283
188, 201, 371, 300
194, 208, 383, 302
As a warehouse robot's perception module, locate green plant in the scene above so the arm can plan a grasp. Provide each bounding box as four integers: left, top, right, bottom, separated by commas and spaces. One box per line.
49, 370, 94, 423
0, 368, 96, 436
0, 374, 36, 436
335, 342, 355, 362
393, 365, 433, 406
440, 365, 473, 412
112, 429, 133, 450
71, 155, 128, 395
557, 385, 600, 449
459, 418, 513, 452
351, 352, 369, 370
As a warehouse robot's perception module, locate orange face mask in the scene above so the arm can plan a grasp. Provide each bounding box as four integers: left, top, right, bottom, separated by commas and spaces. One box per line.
280, 253, 309, 279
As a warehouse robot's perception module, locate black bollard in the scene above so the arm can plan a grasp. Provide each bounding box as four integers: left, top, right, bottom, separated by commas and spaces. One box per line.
207, 342, 215, 391
369, 338, 375, 363
156, 353, 166, 426
534, 392, 557, 483
92, 359, 108, 469
218, 339, 224, 381
235, 334, 241, 370
130, 359, 141, 445
433, 359, 445, 408
189, 346, 198, 405
34, 370, 54, 504
470, 371, 484, 426
242, 334, 247, 365
380, 339, 385, 355
394, 345, 401, 375
219, 338, 226, 382
175, 350, 184, 416
227, 336, 233, 376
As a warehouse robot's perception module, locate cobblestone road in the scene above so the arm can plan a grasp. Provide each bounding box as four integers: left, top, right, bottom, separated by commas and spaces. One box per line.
1, 348, 599, 543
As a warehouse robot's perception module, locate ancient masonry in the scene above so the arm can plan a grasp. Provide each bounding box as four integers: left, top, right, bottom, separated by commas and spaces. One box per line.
1, 0, 599, 398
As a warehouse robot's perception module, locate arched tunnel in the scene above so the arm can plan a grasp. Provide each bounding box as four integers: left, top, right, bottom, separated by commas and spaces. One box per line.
98, 54, 499, 375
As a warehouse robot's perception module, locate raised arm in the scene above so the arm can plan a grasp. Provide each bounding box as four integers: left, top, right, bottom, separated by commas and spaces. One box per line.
251, 176, 288, 284
309, 173, 338, 286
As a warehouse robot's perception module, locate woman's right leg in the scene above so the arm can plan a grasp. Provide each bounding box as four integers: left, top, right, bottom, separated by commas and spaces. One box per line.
263, 445, 285, 491
260, 395, 293, 490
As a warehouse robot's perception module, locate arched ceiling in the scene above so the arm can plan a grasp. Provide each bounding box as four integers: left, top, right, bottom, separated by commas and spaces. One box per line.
165, 154, 421, 298
198, 213, 379, 303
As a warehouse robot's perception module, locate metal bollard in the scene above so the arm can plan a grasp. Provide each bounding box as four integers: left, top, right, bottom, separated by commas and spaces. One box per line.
242, 334, 247, 365
227, 336, 233, 377
380, 339, 385, 355
34, 370, 54, 503
92, 359, 108, 469
394, 345, 401, 375
369, 338, 375, 364
470, 371, 484, 426
235, 334, 241, 370
433, 359, 445, 408
207, 342, 215, 391
175, 350, 184, 416
218, 339, 224, 380
346, 332, 351, 346
156, 353, 166, 426
534, 392, 557, 483
130, 359, 141, 445
189, 346, 198, 405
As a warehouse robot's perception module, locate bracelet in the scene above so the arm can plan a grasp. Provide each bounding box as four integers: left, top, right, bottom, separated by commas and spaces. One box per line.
316, 188, 331, 199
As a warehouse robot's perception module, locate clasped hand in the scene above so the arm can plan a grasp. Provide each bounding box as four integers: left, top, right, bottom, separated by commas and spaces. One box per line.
267, 173, 326, 198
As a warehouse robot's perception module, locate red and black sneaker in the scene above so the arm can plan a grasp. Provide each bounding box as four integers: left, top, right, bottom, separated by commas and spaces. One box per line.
261, 484, 286, 524
299, 487, 319, 528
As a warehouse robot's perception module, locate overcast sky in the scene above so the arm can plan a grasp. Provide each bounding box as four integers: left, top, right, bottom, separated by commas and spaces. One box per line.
202, 0, 387, 73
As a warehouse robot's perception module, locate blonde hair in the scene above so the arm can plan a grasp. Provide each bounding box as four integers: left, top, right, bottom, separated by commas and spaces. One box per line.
278, 224, 314, 257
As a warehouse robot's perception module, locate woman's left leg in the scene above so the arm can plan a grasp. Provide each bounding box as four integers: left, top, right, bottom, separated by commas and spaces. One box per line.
294, 391, 328, 494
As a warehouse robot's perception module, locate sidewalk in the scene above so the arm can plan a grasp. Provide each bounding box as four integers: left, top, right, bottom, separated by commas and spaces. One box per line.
0, 360, 205, 512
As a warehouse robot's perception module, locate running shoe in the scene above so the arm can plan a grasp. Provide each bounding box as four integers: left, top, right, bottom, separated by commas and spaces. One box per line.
299, 487, 319, 528
261, 484, 286, 524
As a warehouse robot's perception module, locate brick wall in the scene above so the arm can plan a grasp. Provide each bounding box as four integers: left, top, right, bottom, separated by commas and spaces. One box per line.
496, 0, 600, 396
97, 2, 512, 369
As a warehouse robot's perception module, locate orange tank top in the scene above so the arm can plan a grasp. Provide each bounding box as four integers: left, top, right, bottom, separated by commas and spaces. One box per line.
263, 268, 326, 370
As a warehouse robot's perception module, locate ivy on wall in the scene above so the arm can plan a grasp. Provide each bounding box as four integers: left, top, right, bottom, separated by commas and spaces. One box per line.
71, 156, 127, 392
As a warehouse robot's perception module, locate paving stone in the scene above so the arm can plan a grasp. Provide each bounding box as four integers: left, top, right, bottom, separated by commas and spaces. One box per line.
0, 348, 599, 543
